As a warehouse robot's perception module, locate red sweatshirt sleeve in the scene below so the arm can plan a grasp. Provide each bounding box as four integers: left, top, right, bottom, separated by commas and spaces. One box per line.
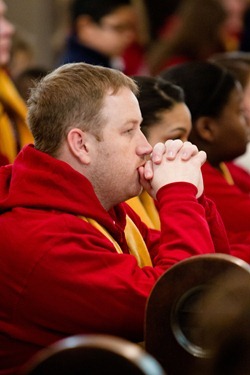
144, 182, 218, 267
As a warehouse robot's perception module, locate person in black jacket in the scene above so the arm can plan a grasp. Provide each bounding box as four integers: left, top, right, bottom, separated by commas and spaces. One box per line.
58, 0, 137, 72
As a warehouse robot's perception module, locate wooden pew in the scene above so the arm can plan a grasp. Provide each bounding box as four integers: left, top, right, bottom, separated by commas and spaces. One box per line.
144, 253, 250, 375
20, 334, 166, 375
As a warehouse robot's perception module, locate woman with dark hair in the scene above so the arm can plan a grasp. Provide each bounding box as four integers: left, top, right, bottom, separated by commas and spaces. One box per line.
127, 76, 191, 229
134, 76, 191, 145
160, 61, 250, 262
148, 0, 228, 75
210, 51, 250, 172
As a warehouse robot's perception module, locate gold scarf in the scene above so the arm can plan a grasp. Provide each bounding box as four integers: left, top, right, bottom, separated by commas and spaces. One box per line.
126, 190, 160, 230
80, 215, 152, 268
0, 69, 33, 163
139, 190, 160, 230
219, 162, 234, 185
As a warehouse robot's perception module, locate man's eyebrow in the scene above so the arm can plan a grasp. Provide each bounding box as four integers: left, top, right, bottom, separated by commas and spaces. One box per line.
122, 118, 143, 126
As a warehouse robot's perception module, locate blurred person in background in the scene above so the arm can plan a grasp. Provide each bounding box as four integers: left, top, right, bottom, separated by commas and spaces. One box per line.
161, 61, 250, 263
220, 0, 248, 51
0, 0, 33, 166
147, 0, 229, 75
126, 76, 192, 229
143, 0, 182, 42
58, 0, 148, 75
210, 51, 250, 172
121, 0, 150, 76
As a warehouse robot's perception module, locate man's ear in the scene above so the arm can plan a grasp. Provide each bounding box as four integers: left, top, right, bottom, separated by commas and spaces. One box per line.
67, 128, 90, 165
195, 116, 218, 142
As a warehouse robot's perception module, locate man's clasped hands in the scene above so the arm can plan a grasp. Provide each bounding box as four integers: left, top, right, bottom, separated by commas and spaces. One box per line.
139, 139, 207, 199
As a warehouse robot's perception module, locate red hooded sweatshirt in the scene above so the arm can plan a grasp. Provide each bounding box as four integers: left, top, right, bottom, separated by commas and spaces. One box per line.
0, 145, 230, 374
201, 161, 250, 263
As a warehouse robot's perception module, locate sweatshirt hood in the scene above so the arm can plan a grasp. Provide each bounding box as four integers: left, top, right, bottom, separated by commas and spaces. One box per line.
0, 145, 123, 226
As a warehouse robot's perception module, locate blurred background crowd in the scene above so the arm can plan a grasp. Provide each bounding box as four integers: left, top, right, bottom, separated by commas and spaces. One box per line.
2, 0, 250, 192
6, 0, 250, 78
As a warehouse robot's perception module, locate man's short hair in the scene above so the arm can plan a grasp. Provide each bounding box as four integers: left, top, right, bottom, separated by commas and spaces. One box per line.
27, 62, 138, 156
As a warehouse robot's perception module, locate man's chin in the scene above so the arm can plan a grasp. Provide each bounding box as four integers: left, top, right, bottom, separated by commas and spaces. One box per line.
129, 185, 143, 200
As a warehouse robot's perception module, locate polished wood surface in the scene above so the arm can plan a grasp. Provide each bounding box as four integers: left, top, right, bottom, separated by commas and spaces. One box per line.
145, 253, 250, 375
21, 334, 166, 375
